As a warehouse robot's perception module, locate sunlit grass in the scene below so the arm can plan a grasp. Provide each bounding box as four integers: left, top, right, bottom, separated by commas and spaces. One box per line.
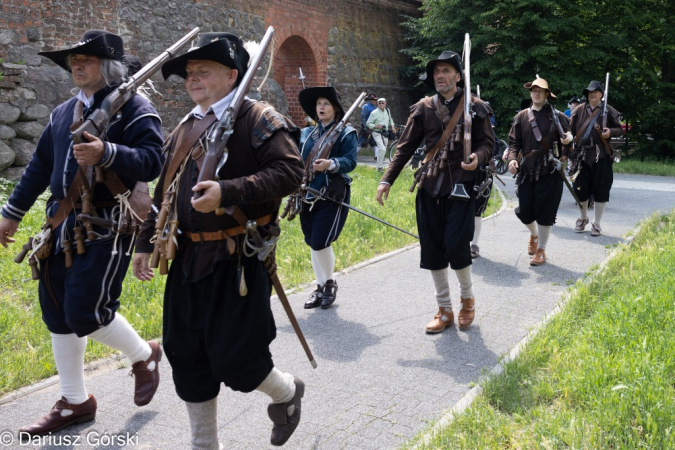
403, 210, 675, 449
613, 155, 675, 177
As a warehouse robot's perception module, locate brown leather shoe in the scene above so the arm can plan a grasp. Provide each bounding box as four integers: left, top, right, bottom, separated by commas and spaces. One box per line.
575, 217, 589, 232
19, 394, 96, 437
304, 285, 323, 309
268, 377, 305, 446
425, 307, 454, 333
458, 297, 475, 329
591, 222, 602, 236
130, 341, 162, 406
530, 248, 546, 266
527, 235, 538, 256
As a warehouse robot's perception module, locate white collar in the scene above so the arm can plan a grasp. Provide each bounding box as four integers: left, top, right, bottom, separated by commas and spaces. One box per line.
76, 90, 95, 109
188, 90, 239, 121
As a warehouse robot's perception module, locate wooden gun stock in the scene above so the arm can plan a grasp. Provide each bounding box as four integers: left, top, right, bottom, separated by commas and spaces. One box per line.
14, 237, 33, 264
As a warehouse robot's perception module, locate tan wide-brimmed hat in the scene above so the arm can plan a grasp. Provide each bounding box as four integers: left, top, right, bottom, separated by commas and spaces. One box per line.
523, 78, 557, 99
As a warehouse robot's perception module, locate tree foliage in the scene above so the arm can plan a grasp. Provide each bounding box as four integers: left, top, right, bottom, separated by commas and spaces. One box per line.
401, 0, 675, 159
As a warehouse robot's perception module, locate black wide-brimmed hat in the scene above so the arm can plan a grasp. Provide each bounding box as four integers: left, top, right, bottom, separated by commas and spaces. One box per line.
523, 78, 557, 100
161, 32, 250, 85
299, 86, 345, 122
568, 95, 582, 104
38, 30, 125, 72
420, 50, 463, 90
583, 80, 604, 98
365, 93, 378, 101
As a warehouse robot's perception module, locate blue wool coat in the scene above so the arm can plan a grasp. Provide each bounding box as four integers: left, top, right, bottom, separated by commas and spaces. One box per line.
299, 121, 357, 198
2, 85, 164, 249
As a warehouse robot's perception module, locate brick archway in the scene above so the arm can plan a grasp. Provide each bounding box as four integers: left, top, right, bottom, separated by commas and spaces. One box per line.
273, 35, 319, 125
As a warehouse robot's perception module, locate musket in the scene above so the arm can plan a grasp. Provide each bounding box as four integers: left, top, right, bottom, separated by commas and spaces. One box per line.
299, 67, 306, 89
462, 33, 473, 166
548, 155, 582, 206
282, 92, 367, 221
303, 185, 419, 239
244, 220, 317, 369
70, 27, 200, 239
595, 72, 614, 159
71, 27, 200, 145
193, 26, 274, 213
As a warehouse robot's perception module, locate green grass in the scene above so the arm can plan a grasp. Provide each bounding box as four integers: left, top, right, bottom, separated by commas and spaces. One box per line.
613, 155, 675, 177
404, 210, 675, 449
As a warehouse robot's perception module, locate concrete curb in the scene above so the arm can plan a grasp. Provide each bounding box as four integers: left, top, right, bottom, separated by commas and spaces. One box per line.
412, 224, 642, 448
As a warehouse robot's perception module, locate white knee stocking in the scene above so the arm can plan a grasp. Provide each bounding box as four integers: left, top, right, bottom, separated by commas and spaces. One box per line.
88, 314, 151, 364
580, 200, 589, 220
594, 202, 607, 225
431, 268, 451, 309
185, 398, 221, 450
311, 246, 335, 286
454, 266, 474, 299
51, 333, 89, 405
537, 224, 552, 250
472, 216, 483, 246
255, 367, 295, 404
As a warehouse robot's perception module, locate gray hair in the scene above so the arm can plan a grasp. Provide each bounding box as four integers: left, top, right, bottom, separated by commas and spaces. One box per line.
66, 55, 128, 87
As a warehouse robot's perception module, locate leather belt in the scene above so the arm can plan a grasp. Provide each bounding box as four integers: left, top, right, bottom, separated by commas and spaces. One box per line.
183, 213, 273, 243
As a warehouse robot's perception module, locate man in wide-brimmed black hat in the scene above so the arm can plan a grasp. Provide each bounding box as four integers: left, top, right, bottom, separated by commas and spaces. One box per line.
133, 31, 305, 448
567, 79, 623, 236
376, 49, 495, 334
0, 29, 164, 437
507, 77, 572, 266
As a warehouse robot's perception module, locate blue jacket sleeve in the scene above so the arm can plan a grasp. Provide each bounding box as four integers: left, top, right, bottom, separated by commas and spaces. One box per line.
328, 127, 357, 175
96, 95, 163, 183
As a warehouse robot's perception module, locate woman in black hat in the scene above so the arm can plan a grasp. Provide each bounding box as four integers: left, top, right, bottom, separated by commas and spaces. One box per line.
297, 86, 358, 310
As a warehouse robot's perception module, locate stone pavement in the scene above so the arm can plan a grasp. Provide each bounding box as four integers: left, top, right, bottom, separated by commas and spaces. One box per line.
1, 168, 673, 450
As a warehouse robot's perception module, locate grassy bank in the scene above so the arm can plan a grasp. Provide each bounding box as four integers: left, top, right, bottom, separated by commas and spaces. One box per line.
613, 155, 675, 177
0, 166, 500, 394
405, 210, 675, 449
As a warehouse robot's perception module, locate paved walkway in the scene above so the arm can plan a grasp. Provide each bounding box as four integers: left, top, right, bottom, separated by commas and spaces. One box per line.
1, 166, 673, 449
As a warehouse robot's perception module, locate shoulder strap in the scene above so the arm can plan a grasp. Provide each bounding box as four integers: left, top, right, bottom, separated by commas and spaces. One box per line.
527, 108, 543, 141
423, 96, 464, 164
162, 113, 217, 193
573, 108, 602, 145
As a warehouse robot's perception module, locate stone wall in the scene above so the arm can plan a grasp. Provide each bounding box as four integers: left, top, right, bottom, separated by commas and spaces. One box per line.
0, 0, 422, 180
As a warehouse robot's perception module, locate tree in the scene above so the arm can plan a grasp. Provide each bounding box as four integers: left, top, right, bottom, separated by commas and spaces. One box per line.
402, 0, 675, 159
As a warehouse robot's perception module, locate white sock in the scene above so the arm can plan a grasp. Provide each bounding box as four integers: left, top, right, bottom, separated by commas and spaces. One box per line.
525, 221, 538, 237
51, 333, 89, 405
431, 268, 451, 309
256, 367, 295, 404
88, 314, 151, 364
594, 202, 606, 225
454, 266, 474, 299
537, 224, 552, 250
580, 200, 589, 220
472, 216, 483, 246
185, 398, 220, 450
311, 246, 335, 285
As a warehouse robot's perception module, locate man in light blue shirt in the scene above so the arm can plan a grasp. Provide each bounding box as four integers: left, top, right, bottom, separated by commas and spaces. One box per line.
367, 98, 395, 171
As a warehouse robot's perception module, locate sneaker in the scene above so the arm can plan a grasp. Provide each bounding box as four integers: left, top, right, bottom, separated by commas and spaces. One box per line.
574, 218, 589, 233
268, 377, 305, 446
458, 297, 475, 329
425, 307, 454, 333
530, 248, 546, 266
591, 222, 602, 236
527, 236, 538, 256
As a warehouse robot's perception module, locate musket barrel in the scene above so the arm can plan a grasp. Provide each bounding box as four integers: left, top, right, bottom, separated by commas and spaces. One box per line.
124, 27, 200, 90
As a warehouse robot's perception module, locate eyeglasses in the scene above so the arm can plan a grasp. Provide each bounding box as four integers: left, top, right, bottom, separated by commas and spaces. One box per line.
378, 102, 386, 104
